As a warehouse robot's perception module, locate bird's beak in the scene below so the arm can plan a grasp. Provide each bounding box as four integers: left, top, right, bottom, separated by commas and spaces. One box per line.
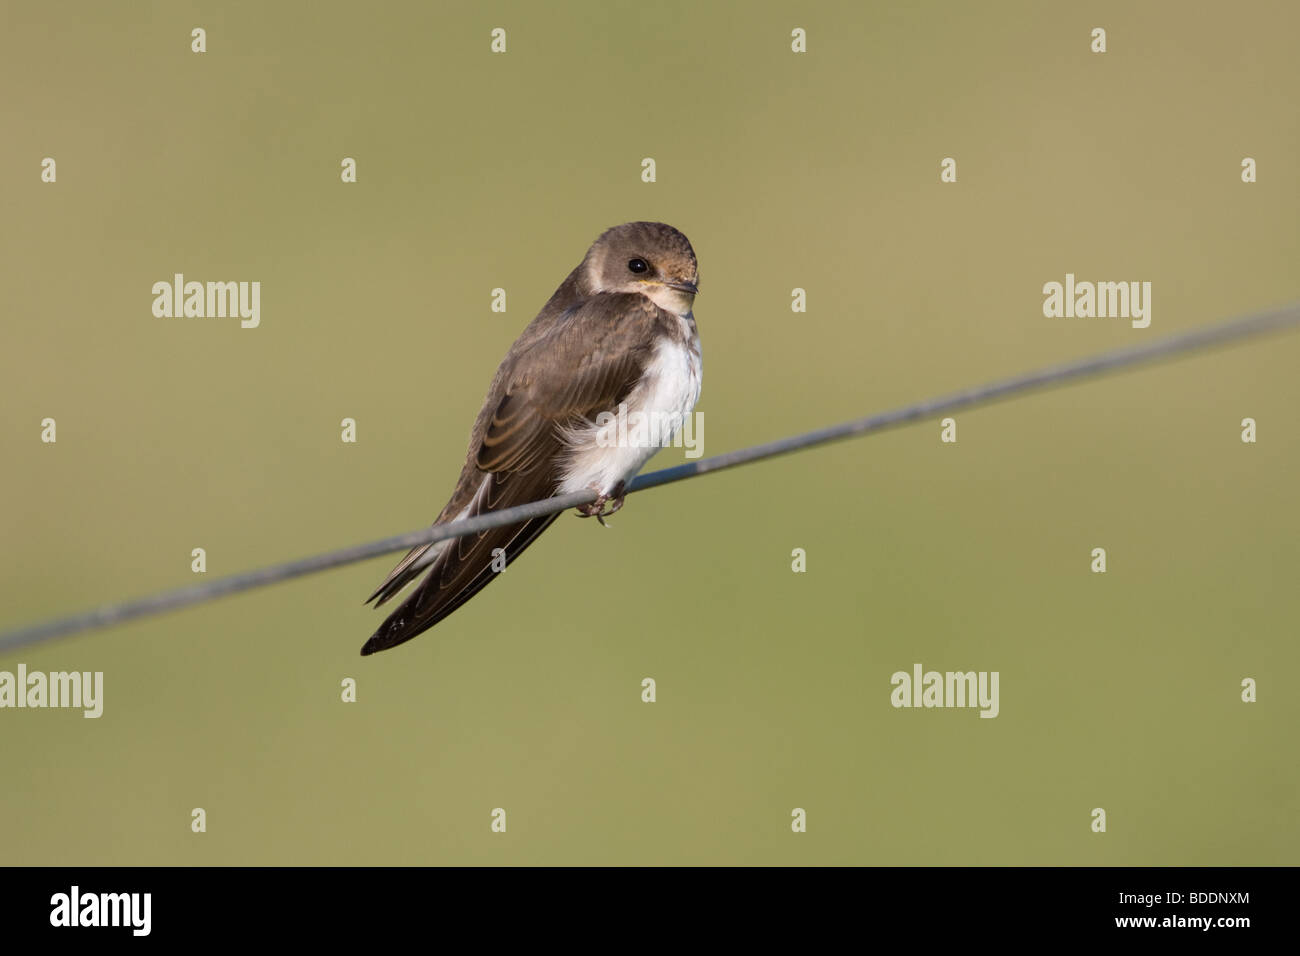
663, 280, 699, 295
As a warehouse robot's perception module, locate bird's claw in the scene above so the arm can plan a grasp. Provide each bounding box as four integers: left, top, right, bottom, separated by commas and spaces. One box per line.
576, 482, 626, 527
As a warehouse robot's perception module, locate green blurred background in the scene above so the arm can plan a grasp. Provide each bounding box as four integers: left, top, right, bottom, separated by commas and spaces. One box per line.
2, 0, 1296, 865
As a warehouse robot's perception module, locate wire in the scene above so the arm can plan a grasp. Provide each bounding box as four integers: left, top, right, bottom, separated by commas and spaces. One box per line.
2, 300, 1297, 653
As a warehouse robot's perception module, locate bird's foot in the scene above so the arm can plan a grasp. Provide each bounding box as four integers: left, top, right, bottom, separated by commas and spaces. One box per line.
576, 482, 626, 527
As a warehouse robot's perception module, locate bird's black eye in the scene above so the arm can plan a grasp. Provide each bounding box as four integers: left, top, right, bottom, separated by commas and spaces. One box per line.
627, 258, 649, 274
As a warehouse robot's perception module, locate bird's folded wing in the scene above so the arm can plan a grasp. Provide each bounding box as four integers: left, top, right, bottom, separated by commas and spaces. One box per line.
361, 295, 663, 653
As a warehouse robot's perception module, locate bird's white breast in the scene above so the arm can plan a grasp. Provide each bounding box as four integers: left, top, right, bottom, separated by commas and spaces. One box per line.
559, 316, 702, 496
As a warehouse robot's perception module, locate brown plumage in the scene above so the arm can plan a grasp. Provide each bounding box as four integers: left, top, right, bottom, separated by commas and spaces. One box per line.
361, 222, 700, 655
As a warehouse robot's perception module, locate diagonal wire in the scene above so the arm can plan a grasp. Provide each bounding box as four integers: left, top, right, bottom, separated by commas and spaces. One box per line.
2, 300, 1297, 654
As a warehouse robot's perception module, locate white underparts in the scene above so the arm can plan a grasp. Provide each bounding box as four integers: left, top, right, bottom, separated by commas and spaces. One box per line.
559, 318, 702, 496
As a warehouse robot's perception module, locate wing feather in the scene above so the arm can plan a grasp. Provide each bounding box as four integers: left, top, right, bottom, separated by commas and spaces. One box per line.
361, 294, 665, 654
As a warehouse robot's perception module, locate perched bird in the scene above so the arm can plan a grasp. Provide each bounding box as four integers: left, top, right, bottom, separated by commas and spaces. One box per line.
362, 222, 701, 655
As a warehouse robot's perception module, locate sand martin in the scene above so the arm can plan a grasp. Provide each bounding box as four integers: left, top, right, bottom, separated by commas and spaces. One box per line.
362, 221, 701, 655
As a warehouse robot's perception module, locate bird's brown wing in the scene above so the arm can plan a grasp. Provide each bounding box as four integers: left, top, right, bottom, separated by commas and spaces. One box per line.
361, 294, 662, 655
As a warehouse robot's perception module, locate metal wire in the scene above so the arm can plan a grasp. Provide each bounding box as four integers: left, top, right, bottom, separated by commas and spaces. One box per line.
2, 300, 1297, 653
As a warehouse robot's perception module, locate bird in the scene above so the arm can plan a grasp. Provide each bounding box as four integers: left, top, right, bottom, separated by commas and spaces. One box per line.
361, 221, 702, 655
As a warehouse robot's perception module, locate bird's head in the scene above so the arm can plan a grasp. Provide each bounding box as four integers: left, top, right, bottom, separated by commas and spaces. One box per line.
581, 221, 699, 316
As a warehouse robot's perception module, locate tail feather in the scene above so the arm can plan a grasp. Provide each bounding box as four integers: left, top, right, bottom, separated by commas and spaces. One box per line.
360, 468, 562, 655
360, 511, 558, 655
365, 539, 446, 608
